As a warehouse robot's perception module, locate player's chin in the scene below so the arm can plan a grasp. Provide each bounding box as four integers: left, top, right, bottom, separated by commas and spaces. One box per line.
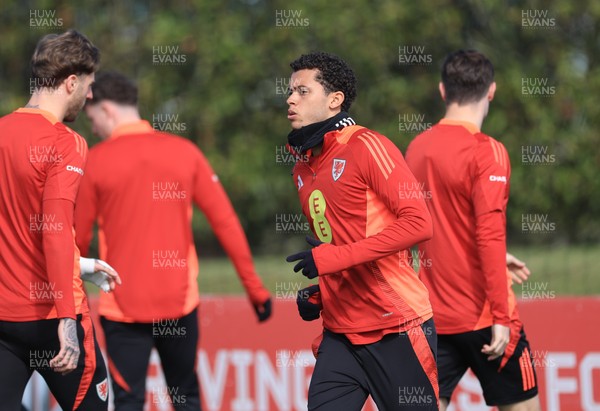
289, 119, 303, 130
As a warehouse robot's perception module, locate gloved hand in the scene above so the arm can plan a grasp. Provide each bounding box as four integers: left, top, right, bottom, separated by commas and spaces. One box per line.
79, 257, 121, 293
286, 236, 323, 279
297, 284, 322, 321
253, 298, 272, 322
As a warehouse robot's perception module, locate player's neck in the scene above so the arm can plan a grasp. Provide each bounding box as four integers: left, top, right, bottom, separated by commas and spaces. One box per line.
25, 93, 66, 122
114, 108, 142, 128
443, 102, 487, 130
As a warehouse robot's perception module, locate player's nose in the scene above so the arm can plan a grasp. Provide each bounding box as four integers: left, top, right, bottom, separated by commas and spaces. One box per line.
286, 91, 297, 106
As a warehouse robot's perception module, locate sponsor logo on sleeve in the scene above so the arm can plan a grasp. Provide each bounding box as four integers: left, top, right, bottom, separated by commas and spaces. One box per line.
66, 165, 84, 175
489, 175, 507, 183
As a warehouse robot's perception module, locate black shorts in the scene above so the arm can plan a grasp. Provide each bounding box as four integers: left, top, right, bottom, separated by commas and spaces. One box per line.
0, 312, 108, 411
308, 318, 438, 410
438, 325, 538, 406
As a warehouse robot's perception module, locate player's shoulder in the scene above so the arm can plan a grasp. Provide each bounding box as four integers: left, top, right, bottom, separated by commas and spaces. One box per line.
474, 132, 508, 156
406, 123, 444, 151
344, 125, 396, 153
40, 122, 88, 155
57, 123, 86, 141
3, 110, 60, 135
473, 132, 509, 169
342, 126, 402, 180
0, 110, 17, 126
92, 129, 197, 152
157, 131, 205, 157
156, 131, 198, 147
474, 131, 501, 145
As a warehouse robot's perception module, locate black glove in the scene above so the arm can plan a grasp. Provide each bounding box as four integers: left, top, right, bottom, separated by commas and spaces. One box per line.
253, 298, 272, 322
286, 236, 323, 279
297, 284, 321, 321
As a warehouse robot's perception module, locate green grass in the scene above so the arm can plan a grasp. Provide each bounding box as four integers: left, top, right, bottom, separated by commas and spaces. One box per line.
197, 244, 600, 296
506, 244, 600, 296
86, 245, 600, 296
198, 255, 313, 296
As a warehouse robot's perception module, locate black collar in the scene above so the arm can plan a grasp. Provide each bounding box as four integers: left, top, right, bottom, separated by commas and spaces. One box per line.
287, 112, 355, 155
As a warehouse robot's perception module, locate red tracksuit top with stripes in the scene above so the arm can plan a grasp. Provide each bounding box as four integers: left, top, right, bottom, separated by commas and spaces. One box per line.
0, 108, 88, 321
405, 119, 519, 335
292, 124, 434, 344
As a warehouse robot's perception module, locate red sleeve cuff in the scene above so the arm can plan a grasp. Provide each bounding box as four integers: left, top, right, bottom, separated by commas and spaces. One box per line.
246, 286, 271, 306
312, 243, 341, 275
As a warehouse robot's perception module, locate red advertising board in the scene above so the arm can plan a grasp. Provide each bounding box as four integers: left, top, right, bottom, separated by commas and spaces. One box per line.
22, 296, 600, 411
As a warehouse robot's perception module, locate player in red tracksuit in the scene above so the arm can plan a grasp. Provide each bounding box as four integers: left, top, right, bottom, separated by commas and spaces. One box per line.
285, 52, 438, 410
405, 50, 541, 410
0, 30, 109, 410
74, 71, 272, 410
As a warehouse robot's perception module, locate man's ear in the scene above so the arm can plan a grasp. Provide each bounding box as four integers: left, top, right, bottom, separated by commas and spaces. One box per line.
487, 82, 497, 102
328, 90, 345, 111
438, 82, 446, 101
99, 100, 115, 119
64, 74, 79, 94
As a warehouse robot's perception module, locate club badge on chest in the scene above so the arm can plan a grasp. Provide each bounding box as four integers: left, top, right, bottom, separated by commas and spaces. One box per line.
332, 159, 346, 181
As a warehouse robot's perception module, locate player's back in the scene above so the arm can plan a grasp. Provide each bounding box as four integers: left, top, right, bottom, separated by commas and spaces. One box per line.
0, 109, 87, 320
85, 129, 197, 248
406, 120, 511, 333
76, 122, 207, 321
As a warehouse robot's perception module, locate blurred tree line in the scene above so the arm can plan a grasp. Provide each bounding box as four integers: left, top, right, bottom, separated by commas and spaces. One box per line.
0, 0, 598, 255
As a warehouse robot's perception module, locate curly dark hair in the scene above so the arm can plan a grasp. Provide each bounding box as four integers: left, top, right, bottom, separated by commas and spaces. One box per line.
290, 52, 357, 112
